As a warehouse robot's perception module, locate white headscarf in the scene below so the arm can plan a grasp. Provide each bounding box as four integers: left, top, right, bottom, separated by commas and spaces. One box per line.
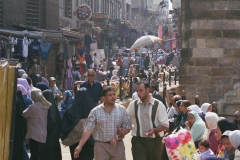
229, 130, 240, 149
201, 103, 211, 113
229, 130, 240, 160
188, 105, 203, 113
203, 112, 219, 139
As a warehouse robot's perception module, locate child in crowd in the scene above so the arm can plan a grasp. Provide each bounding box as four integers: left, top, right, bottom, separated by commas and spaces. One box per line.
221, 131, 235, 160
199, 139, 216, 160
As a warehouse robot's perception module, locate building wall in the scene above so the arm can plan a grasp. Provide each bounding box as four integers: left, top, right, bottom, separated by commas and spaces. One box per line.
2, 0, 26, 29
45, 0, 59, 29
180, 0, 240, 103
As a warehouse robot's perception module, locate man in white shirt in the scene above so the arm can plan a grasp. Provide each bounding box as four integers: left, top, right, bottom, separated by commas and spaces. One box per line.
127, 82, 169, 160
167, 95, 181, 119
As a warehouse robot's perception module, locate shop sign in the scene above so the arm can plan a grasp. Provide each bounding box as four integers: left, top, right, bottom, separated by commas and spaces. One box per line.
76, 4, 92, 21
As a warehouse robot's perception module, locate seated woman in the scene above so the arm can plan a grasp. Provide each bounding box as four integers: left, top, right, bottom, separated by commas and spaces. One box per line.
188, 104, 206, 122
185, 111, 206, 148
204, 112, 220, 155
215, 119, 236, 158
169, 100, 190, 133
60, 90, 74, 119
201, 103, 212, 114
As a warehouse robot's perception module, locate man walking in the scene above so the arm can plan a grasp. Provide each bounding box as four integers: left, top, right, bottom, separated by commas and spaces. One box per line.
127, 82, 169, 160
149, 83, 163, 102
74, 86, 132, 160
80, 69, 103, 105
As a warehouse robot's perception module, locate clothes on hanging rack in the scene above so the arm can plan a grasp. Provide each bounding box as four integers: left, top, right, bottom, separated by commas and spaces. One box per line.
40, 41, 52, 60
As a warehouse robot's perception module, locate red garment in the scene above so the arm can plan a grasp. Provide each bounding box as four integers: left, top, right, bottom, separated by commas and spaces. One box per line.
117, 57, 123, 66
209, 129, 220, 155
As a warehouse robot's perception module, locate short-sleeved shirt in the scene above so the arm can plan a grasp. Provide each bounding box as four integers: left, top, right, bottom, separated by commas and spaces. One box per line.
127, 97, 169, 138
85, 103, 132, 142
80, 80, 103, 104
122, 57, 129, 67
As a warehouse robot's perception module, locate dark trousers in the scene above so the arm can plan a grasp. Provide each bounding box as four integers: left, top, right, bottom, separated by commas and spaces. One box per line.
131, 136, 162, 160
69, 142, 94, 160
29, 138, 45, 160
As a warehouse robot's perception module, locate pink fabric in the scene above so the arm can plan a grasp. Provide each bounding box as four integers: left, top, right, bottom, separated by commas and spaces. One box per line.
158, 26, 163, 39
17, 84, 28, 96
209, 129, 220, 155
17, 78, 31, 97
67, 59, 72, 68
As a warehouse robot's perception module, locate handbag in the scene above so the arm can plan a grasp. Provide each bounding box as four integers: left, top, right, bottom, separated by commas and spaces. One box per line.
62, 118, 87, 146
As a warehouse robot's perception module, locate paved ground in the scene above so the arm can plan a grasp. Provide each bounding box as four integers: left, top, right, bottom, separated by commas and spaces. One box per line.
60, 133, 133, 160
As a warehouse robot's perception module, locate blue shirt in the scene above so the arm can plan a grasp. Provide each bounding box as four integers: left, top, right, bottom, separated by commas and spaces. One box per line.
80, 80, 103, 104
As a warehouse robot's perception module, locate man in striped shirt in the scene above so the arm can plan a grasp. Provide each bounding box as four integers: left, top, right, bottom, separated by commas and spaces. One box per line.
127, 82, 169, 160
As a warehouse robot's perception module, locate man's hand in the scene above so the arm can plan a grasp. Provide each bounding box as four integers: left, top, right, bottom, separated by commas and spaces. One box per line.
117, 128, 130, 137
110, 135, 119, 145
117, 128, 124, 137
147, 128, 155, 136
74, 145, 82, 158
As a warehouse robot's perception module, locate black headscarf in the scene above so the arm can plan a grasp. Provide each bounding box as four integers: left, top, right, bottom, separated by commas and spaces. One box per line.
60, 87, 95, 141
217, 119, 236, 134
36, 82, 49, 92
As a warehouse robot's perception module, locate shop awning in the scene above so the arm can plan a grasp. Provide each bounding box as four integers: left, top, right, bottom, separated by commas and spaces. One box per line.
0, 29, 45, 39
60, 27, 83, 42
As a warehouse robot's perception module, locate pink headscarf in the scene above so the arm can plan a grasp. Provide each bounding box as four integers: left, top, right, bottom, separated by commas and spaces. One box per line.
17, 84, 28, 96
17, 78, 31, 97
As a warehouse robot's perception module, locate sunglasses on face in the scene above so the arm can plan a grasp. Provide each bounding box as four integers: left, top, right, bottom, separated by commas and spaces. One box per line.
87, 74, 94, 77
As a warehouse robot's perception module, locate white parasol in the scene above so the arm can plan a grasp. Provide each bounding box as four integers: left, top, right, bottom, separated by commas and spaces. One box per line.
130, 35, 162, 51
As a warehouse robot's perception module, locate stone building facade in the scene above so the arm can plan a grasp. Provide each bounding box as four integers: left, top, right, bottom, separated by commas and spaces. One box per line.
179, 0, 240, 104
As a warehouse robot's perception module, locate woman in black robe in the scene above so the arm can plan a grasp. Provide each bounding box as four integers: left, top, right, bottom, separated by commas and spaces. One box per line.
12, 91, 27, 160
42, 90, 62, 160
60, 87, 95, 160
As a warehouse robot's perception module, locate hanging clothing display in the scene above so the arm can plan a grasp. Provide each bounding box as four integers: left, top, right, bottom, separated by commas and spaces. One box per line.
40, 41, 52, 60
84, 34, 92, 54
30, 39, 41, 55
63, 41, 70, 60
22, 37, 30, 58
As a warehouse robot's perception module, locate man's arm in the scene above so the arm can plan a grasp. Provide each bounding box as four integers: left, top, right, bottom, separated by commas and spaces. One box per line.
117, 128, 131, 137
147, 125, 168, 136
74, 129, 92, 158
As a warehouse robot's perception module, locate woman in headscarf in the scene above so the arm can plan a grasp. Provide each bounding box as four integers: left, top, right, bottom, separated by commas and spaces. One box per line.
229, 130, 240, 159
36, 82, 49, 92
17, 84, 33, 109
201, 103, 212, 114
185, 111, 206, 148
22, 88, 51, 160
42, 90, 62, 160
12, 91, 28, 160
60, 87, 95, 160
60, 90, 74, 119
18, 78, 31, 97
204, 112, 220, 155
188, 104, 206, 121
216, 119, 237, 158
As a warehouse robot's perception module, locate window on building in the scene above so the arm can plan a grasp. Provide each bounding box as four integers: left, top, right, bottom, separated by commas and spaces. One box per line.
26, 0, 39, 27
59, 0, 65, 17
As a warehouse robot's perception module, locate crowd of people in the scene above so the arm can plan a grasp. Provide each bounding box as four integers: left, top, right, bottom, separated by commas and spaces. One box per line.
12, 49, 240, 160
